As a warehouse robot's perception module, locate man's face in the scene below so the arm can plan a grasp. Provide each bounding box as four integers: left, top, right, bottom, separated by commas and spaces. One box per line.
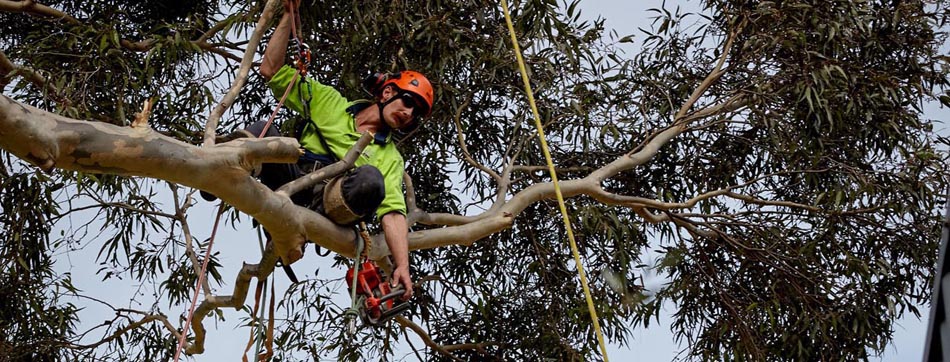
380, 86, 421, 131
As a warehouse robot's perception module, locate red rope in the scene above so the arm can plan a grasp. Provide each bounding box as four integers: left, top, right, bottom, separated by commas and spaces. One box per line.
260, 0, 305, 138
259, 71, 299, 138
173, 203, 225, 361
174, 3, 307, 359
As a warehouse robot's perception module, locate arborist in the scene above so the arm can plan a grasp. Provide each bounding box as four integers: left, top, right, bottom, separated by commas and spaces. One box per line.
210, 0, 433, 300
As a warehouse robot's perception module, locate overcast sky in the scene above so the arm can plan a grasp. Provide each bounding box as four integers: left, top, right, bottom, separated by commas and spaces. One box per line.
51, 1, 943, 361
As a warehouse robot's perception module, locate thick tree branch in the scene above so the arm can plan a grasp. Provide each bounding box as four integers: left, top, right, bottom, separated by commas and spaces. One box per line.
203, 0, 280, 146
0, 95, 357, 264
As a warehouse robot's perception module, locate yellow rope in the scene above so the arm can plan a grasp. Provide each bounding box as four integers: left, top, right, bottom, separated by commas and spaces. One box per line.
499, 1, 610, 360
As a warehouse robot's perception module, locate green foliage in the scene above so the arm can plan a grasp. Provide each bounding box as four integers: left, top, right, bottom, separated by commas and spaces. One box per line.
0, 170, 79, 361
0, 0, 948, 361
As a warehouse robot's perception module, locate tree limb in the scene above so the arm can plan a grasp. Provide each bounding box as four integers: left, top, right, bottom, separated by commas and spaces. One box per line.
66, 309, 180, 350
0, 0, 79, 24
275, 133, 372, 197
0, 94, 354, 264
203, 0, 281, 146
185, 243, 279, 354
0, 49, 62, 101
394, 316, 464, 361
452, 96, 501, 182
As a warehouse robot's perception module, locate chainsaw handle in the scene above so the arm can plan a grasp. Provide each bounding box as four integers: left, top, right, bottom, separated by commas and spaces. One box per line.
379, 286, 407, 303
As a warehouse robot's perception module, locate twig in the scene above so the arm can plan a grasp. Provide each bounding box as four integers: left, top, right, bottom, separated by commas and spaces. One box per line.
48, 202, 176, 222
394, 316, 465, 361
452, 96, 501, 182
169, 183, 211, 295
66, 310, 180, 350
0, 49, 63, 101
402, 327, 426, 361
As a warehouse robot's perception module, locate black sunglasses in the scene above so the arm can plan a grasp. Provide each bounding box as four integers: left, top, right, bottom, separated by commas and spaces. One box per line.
398, 92, 426, 118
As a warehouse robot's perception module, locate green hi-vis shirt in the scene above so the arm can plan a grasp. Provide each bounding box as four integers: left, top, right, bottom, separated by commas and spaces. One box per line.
268, 65, 406, 218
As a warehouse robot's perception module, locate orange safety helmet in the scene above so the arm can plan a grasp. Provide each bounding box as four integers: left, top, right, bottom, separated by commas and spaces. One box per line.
383, 71, 433, 117
364, 71, 434, 117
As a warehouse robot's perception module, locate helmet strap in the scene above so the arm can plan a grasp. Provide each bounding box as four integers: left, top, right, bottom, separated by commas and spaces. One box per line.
374, 96, 400, 145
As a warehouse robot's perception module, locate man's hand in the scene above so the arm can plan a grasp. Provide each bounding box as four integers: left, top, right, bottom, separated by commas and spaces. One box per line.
391, 264, 413, 300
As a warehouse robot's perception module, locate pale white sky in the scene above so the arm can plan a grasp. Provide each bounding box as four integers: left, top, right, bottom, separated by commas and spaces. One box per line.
51, 1, 942, 361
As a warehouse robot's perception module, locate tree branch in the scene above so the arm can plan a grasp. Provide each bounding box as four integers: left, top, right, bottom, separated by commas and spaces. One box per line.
118, 37, 244, 64
185, 243, 279, 354
66, 309, 180, 350
673, 19, 744, 126
169, 184, 212, 296
203, 0, 281, 145
511, 165, 592, 174
0, 49, 62, 101
275, 132, 372, 197
394, 316, 464, 361
0, 0, 79, 24
0, 94, 356, 265
452, 96, 501, 182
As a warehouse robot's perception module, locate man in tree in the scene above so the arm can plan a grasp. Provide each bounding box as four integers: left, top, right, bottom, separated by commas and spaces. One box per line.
219, 1, 434, 298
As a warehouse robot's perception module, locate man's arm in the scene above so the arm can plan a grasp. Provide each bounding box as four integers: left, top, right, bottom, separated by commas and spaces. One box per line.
381, 212, 413, 299
260, 4, 294, 81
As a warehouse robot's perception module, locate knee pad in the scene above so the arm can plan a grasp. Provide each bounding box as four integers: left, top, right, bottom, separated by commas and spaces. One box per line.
323, 165, 385, 225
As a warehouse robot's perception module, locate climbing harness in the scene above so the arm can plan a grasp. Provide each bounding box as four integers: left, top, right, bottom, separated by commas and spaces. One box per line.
499, 1, 611, 360
343, 223, 410, 335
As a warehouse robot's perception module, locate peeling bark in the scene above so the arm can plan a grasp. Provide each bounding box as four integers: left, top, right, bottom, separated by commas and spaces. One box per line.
0, 94, 350, 263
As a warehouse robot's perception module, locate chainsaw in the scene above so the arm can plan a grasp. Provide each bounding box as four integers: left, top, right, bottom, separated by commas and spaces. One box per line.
345, 260, 410, 328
